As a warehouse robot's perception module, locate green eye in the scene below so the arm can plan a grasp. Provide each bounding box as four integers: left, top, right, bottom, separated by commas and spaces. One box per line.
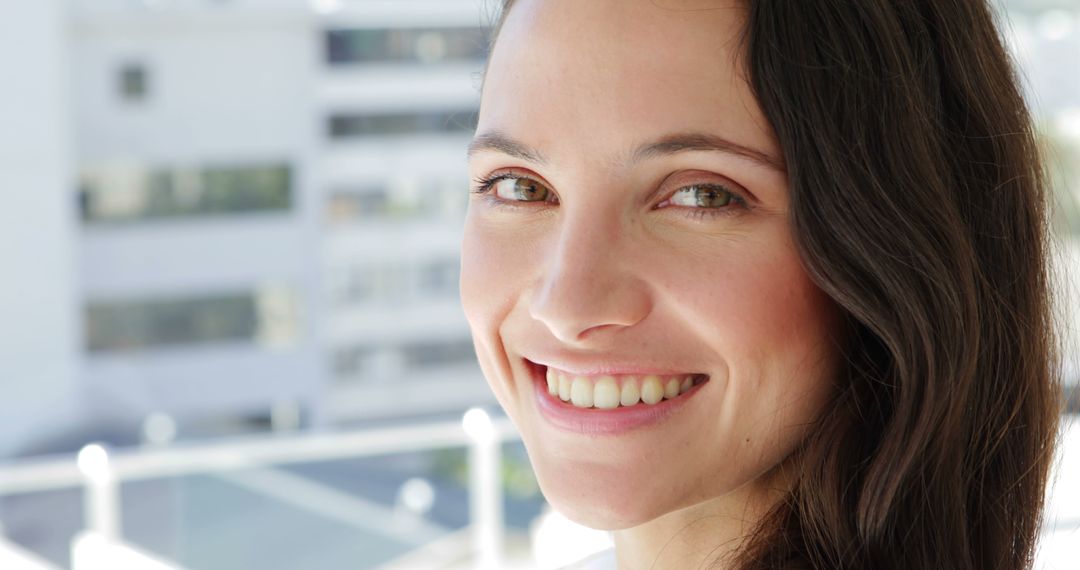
670, 185, 733, 208
494, 177, 552, 202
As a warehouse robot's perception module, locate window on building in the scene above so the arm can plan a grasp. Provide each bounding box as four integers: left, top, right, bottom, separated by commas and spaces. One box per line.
326, 186, 390, 223
118, 63, 149, 102
332, 262, 413, 307
418, 259, 460, 297
86, 289, 297, 353
334, 345, 371, 377
334, 338, 477, 381
326, 178, 466, 224
331, 257, 461, 308
325, 27, 488, 65
334, 345, 395, 378
80, 162, 292, 223
400, 339, 477, 369
327, 110, 478, 139
1047, 129, 1080, 232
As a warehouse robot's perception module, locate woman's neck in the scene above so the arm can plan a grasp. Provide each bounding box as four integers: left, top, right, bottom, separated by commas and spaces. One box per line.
610, 473, 789, 570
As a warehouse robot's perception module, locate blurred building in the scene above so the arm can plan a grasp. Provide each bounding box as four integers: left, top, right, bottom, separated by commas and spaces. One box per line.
316, 0, 489, 420
0, 0, 79, 458
0, 0, 493, 455
1005, 1, 1080, 401
73, 0, 324, 441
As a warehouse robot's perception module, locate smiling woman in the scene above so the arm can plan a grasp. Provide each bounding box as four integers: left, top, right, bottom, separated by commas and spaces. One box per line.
459, 1, 1061, 569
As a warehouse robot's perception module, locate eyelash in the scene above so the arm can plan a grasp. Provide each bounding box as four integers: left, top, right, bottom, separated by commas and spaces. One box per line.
470, 173, 560, 206
470, 171, 752, 220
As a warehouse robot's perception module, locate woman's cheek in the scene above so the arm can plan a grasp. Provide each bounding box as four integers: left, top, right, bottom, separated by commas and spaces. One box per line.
459, 222, 497, 332
461, 210, 551, 310
460, 218, 534, 339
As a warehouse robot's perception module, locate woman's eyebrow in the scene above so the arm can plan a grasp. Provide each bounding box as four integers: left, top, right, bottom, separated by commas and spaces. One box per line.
467, 131, 549, 165
633, 132, 786, 173
468, 130, 785, 173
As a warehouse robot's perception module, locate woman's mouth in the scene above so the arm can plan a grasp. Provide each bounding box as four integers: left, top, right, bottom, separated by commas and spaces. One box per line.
524, 359, 710, 435
544, 366, 708, 409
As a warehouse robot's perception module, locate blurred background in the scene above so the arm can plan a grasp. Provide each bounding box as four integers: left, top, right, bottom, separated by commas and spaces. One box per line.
0, 0, 1076, 568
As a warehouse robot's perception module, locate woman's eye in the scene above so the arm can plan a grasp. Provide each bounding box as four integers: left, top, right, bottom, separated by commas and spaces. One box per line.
492, 177, 553, 202
669, 184, 734, 208
471, 172, 560, 212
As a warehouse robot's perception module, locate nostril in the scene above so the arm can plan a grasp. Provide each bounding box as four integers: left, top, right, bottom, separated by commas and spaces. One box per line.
527, 255, 653, 345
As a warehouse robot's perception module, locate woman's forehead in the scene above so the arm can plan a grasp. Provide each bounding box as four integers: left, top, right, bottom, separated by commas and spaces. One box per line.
477, 0, 778, 169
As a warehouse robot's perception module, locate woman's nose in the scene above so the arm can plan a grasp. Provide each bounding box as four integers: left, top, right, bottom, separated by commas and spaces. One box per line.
528, 212, 652, 346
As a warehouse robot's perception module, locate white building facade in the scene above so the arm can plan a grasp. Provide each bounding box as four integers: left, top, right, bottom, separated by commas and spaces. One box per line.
0, 0, 80, 457
72, 0, 326, 435
315, 0, 492, 419
0, 0, 495, 454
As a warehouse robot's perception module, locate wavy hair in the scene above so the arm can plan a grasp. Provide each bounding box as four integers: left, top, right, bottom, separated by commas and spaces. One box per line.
488, 1, 1062, 568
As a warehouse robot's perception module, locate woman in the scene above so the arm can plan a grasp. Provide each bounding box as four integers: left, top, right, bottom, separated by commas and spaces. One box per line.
459, 1, 1062, 568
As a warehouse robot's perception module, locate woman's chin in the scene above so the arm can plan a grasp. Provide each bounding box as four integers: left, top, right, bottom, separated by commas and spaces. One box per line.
545, 494, 655, 531
532, 464, 669, 531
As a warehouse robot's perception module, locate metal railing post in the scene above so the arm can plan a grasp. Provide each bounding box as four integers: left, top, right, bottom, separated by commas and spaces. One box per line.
77, 444, 120, 542
462, 408, 503, 570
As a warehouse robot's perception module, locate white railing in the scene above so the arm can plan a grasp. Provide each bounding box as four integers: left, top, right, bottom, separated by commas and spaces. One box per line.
71, 531, 181, 570
0, 408, 519, 570
0, 534, 57, 569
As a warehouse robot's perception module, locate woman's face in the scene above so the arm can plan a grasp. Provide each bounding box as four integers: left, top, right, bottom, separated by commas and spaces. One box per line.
461, 0, 844, 529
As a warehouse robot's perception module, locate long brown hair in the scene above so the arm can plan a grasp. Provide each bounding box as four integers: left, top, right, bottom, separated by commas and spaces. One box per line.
488, 1, 1062, 568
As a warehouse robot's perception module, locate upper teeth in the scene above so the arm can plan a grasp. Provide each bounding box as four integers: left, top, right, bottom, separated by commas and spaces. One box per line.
545, 368, 702, 409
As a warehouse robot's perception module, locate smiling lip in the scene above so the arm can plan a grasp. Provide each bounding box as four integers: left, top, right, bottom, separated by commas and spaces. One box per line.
524, 359, 709, 436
